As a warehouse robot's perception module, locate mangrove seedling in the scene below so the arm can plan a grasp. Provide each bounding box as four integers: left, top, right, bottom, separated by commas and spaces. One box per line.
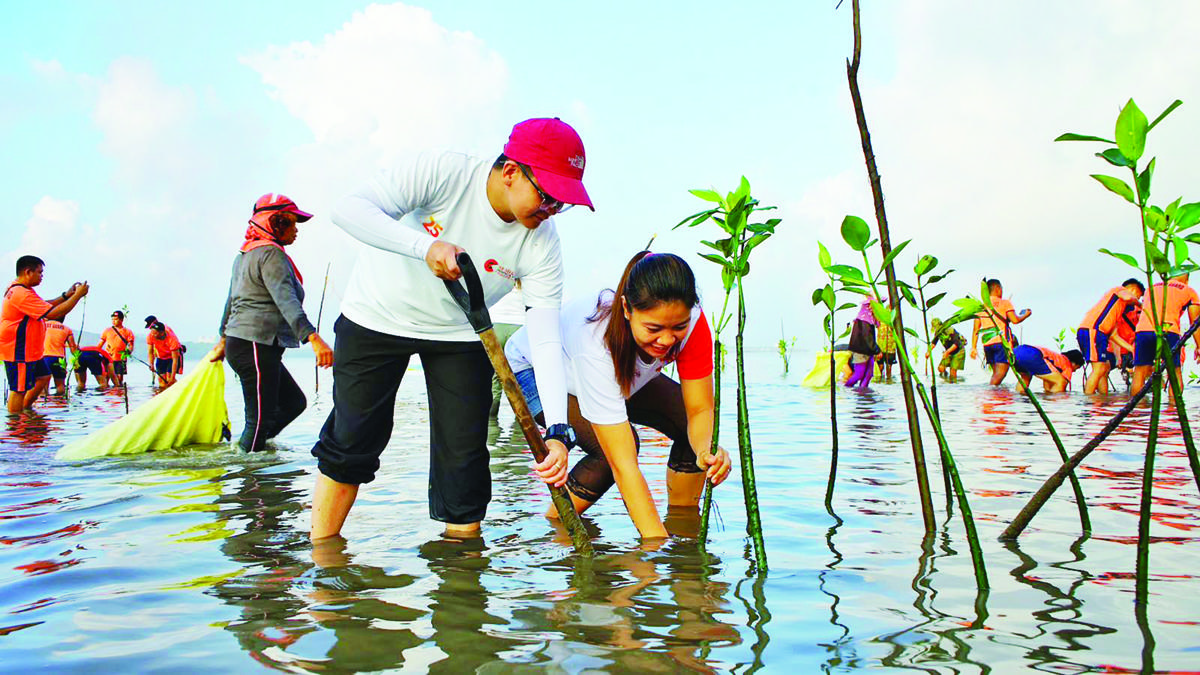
814, 243, 857, 511
676, 177, 779, 571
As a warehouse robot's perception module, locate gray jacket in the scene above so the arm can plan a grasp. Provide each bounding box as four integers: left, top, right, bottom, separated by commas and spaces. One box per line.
219, 246, 315, 348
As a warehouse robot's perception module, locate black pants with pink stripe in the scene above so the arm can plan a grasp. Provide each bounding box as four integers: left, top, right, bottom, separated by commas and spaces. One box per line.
225, 336, 307, 453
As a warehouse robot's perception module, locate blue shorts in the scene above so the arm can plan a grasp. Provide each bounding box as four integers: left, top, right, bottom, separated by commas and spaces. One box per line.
1076, 328, 1115, 365
983, 343, 1008, 365
43, 355, 67, 379
514, 368, 543, 418
5, 359, 51, 394
75, 351, 107, 377
1134, 331, 1181, 367
155, 357, 174, 375
1012, 345, 1050, 376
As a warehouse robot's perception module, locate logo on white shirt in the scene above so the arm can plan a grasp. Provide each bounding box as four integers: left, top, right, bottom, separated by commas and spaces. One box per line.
483, 258, 516, 281
422, 217, 443, 237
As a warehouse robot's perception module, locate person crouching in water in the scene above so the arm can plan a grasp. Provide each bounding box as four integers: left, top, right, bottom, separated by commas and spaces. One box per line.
845, 298, 879, 388
146, 321, 182, 389
1011, 344, 1084, 393
213, 194, 334, 452
505, 252, 732, 540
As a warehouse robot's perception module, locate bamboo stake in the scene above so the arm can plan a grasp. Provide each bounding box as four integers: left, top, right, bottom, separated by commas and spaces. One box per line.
847, 0, 935, 532
315, 262, 331, 394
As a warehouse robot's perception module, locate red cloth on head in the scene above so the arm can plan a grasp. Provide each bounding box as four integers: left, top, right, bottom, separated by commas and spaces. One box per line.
240, 221, 303, 284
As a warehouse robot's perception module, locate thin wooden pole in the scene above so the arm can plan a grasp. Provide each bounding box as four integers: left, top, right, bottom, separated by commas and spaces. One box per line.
315, 263, 331, 393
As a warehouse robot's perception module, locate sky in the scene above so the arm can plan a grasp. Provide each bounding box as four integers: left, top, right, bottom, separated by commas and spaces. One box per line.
3, 1, 1200, 352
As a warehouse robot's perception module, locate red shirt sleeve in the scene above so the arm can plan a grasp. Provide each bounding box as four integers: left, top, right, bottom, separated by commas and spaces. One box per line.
676, 310, 714, 380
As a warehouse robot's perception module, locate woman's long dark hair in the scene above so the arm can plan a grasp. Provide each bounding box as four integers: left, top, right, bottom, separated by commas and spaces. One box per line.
589, 251, 699, 396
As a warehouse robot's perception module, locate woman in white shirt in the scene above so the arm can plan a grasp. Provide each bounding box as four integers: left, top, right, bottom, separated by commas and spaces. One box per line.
506, 251, 732, 539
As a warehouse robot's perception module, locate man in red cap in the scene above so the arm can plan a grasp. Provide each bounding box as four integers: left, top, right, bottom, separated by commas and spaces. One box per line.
311, 118, 593, 541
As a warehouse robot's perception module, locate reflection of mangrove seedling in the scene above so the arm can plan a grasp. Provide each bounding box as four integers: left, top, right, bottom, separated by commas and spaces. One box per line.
814, 242, 858, 511
832, 215, 989, 589
676, 177, 779, 571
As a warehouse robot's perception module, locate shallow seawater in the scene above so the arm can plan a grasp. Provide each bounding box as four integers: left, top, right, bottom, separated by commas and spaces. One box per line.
2, 350, 1199, 672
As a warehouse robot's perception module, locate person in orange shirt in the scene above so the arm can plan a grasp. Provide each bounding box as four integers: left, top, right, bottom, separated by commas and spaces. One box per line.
98, 310, 135, 386
1112, 302, 1140, 386
1131, 273, 1200, 396
74, 346, 112, 388
146, 321, 182, 388
144, 315, 184, 378
970, 278, 1032, 385
1077, 278, 1144, 394
1012, 344, 1084, 393
1, 255, 89, 412
42, 319, 80, 394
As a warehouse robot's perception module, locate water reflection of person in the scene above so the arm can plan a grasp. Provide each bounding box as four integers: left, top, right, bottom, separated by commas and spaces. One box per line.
210, 466, 423, 671
527, 543, 740, 672
3, 410, 54, 447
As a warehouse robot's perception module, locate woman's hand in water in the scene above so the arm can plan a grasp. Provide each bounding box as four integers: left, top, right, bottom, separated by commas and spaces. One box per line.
698, 446, 732, 486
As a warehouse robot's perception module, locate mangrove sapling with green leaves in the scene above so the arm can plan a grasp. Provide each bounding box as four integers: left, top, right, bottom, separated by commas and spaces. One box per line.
833, 215, 989, 589
1056, 98, 1200, 494
777, 321, 795, 375
675, 177, 779, 571
814, 243, 858, 511
902, 254, 953, 418
978, 284, 1091, 535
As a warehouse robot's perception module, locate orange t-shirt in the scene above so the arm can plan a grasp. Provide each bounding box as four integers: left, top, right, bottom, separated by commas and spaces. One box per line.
1113, 304, 1140, 357
1135, 280, 1199, 334
0, 283, 52, 362
1038, 347, 1076, 381
977, 297, 1015, 346
99, 326, 135, 361
43, 320, 74, 358
1080, 286, 1139, 335
146, 331, 181, 359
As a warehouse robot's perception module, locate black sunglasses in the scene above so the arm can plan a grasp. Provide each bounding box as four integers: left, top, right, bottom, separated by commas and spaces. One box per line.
517, 163, 572, 214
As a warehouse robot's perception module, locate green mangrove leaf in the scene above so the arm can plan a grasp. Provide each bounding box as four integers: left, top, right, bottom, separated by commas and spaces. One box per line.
926, 291, 947, 308
914, 254, 938, 277
870, 299, 893, 326
837, 302, 857, 311
726, 207, 747, 236
823, 314, 832, 336
1174, 203, 1200, 231
926, 270, 954, 285
826, 264, 863, 280
1147, 99, 1183, 132
1173, 236, 1189, 267
878, 239, 912, 275
1146, 241, 1171, 275
1115, 98, 1148, 162
689, 189, 723, 204
1136, 157, 1155, 204
1183, 233, 1200, 245
1144, 208, 1167, 233
842, 286, 870, 297
811, 288, 825, 306
721, 265, 736, 293
1091, 174, 1136, 203
899, 283, 916, 308
740, 233, 771, 264
841, 215, 871, 251
735, 176, 751, 204
822, 284, 836, 310
1168, 263, 1200, 277
1055, 132, 1115, 144
904, 326, 920, 340
673, 209, 714, 229
1098, 247, 1143, 269
1096, 148, 1134, 168
953, 297, 984, 315
818, 241, 832, 269
701, 239, 723, 252
699, 252, 732, 269
1166, 197, 1183, 222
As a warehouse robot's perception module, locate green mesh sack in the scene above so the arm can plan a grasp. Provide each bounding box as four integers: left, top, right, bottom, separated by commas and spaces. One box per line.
57, 357, 230, 460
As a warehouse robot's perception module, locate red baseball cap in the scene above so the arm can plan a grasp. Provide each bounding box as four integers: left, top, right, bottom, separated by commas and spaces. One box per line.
503, 118, 594, 211
249, 193, 313, 228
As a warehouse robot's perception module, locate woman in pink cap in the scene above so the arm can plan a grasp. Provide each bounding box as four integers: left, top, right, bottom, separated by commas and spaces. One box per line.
310, 118, 593, 542
213, 194, 333, 453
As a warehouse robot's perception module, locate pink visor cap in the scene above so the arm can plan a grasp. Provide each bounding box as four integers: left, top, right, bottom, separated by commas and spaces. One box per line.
503, 118, 594, 211
250, 193, 313, 228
